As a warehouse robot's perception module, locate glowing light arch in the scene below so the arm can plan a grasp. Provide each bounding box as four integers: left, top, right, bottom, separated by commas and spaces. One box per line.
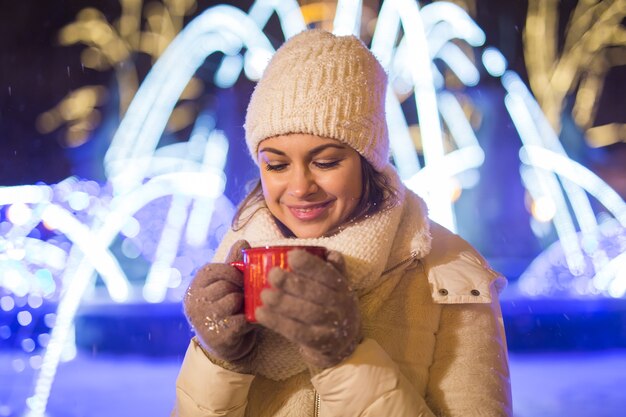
24, 171, 233, 416
104, 5, 277, 194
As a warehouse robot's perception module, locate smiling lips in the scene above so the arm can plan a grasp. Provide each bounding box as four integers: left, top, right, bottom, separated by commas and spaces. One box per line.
287, 201, 333, 221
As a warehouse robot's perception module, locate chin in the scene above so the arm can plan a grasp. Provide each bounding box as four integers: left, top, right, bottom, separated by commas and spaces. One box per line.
293, 230, 325, 239
289, 224, 329, 239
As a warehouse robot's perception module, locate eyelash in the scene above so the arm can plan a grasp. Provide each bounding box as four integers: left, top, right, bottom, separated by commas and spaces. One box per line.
265, 163, 287, 172
265, 160, 342, 172
314, 160, 341, 169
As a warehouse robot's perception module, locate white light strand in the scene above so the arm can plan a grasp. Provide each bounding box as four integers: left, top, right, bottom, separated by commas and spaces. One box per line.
505, 93, 587, 274
503, 72, 601, 241
40, 205, 130, 302
594, 252, 626, 297
373, 0, 452, 229
404, 146, 485, 197
520, 146, 626, 227
185, 130, 229, 247
333, 0, 363, 36
0, 185, 52, 206
143, 195, 190, 303
386, 90, 421, 179
437, 91, 482, 149
105, 5, 274, 193
420, 2, 486, 47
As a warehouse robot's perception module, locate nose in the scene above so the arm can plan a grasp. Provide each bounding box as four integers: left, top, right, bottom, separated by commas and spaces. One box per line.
287, 166, 318, 198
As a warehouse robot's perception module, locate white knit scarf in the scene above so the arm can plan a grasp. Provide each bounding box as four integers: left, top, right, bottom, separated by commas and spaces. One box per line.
214, 166, 432, 380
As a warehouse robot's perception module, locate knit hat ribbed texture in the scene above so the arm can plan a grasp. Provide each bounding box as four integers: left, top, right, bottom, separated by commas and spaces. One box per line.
244, 29, 389, 171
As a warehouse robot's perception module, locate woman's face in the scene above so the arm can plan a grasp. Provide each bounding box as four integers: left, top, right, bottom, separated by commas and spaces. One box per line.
258, 134, 363, 238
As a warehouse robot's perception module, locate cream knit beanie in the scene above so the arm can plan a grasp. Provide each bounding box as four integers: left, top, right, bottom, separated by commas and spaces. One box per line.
244, 29, 389, 172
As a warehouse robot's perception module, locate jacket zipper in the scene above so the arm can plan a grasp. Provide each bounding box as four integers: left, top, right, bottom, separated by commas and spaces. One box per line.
381, 251, 418, 276
313, 390, 320, 417
310, 252, 417, 417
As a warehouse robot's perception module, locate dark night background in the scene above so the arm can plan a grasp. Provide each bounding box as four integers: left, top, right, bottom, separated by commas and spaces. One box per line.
0, 0, 624, 207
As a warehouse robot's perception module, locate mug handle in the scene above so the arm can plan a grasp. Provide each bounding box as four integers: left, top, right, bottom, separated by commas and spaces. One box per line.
230, 260, 253, 322
230, 261, 245, 271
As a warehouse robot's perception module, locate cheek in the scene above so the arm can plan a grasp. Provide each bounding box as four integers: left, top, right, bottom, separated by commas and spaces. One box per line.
346, 180, 363, 206
323, 173, 362, 202
344, 165, 363, 201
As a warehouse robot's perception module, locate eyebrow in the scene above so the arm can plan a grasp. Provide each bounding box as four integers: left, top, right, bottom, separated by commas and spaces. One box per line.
258, 143, 347, 156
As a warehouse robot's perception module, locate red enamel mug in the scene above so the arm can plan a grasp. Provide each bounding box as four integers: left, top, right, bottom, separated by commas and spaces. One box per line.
230, 245, 328, 322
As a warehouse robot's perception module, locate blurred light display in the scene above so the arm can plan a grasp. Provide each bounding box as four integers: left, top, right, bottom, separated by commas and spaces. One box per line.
523, 0, 626, 148
35, 0, 203, 147
0, 1, 624, 416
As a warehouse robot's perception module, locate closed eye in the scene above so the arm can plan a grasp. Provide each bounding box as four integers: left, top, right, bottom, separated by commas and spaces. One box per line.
313, 160, 342, 169
265, 163, 288, 172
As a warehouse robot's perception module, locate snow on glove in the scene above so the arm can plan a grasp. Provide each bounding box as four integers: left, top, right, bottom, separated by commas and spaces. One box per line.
183, 240, 258, 372
256, 249, 362, 369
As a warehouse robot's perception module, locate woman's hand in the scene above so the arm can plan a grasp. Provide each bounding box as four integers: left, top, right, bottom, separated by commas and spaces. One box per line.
256, 249, 362, 369
183, 240, 258, 372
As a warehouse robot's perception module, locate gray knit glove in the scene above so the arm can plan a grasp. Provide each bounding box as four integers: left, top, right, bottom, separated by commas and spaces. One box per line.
183, 240, 258, 373
256, 249, 361, 370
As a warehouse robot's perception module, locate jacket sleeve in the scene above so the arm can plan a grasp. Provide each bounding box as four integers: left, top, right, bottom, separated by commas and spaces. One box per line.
424, 223, 512, 416
311, 338, 437, 417
173, 340, 255, 417
425, 288, 512, 416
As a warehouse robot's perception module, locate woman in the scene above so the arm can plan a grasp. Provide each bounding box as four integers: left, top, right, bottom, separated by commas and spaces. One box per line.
175, 29, 512, 416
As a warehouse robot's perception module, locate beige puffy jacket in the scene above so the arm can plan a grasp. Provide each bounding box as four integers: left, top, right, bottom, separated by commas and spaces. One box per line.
174, 220, 512, 417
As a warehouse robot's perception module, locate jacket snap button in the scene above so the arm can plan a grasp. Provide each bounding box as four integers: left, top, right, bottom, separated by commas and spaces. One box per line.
438, 289, 448, 296
471, 289, 480, 296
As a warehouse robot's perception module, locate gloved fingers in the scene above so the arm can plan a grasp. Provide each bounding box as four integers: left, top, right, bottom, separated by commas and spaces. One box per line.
218, 313, 257, 338
191, 279, 240, 303
197, 314, 256, 360
196, 312, 247, 339
299, 344, 353, 369
325, 250, 346, 274
225, 239, 251, 263
203, 291, 245, 318
287, 250, 349, 291
192, 263, 244, 289
225, 329, 257, 360
299, 347, 333, 368
256, 306, 334, 347
259, 288, 340, 325
268, 268, 343, 306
